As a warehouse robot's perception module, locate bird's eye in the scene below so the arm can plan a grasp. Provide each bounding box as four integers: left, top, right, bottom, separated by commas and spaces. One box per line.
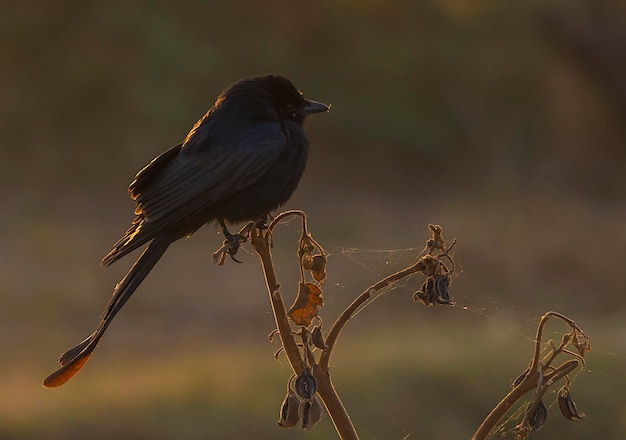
283, 103, 299, 118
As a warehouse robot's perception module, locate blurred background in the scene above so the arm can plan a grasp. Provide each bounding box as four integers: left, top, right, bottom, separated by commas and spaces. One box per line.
2, 0, 626, 438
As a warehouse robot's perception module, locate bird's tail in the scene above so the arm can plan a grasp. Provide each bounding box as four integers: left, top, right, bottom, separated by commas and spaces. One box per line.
43, 234, 173, 388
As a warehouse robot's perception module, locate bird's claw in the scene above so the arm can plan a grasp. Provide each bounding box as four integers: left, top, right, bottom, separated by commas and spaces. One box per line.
212, 222, 254, 265
212, 233, 248, 265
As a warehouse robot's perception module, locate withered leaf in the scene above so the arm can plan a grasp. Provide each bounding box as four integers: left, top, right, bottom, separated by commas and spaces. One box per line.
288, 283, 323, 326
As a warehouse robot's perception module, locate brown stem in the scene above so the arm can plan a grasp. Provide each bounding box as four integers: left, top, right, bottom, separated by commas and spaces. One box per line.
314, 362, 358, 440
250, 227, 304, 372
531, 311, 576, 370
542, 359, 580, 387
268, 209, 306, 232
471, 374, 537, 440
250, 225, 358, 440
472, 313, 583, 440
319, 259, 425, 367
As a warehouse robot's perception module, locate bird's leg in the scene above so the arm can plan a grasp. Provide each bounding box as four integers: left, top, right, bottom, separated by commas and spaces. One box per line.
212, 219, 253, 265
255, 214, 270, 229
253, 214, 274, 247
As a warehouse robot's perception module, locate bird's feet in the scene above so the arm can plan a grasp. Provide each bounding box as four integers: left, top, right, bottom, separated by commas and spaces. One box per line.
212, 221, 254, 265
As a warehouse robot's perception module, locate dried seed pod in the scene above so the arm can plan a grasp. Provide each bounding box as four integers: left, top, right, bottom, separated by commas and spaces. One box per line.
311, 325, 327, 350
433, 274, 453, 305
301, 254, 327, 284
557, 385, 585, 420
295, 366, 317, 400
528, 400, 548, 431
310, 255, 327, 283
413, 278, 435, 306
278, 389, 301, 428
299, 395, 323, 429
413, 289, 430, 306
513, 367, 530, 388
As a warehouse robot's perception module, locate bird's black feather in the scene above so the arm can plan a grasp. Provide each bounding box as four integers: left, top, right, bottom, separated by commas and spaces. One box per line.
44, 74, 328, 387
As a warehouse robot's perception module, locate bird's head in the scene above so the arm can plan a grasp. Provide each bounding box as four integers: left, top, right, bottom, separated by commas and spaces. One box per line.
216, 74, 330, 123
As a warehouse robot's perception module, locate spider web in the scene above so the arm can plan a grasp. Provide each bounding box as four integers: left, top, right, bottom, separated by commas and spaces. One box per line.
300, 238, 623, 440
319, 241, 424, 306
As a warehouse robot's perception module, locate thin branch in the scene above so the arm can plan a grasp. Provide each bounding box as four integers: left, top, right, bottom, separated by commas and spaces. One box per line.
250, 227, 304, 373
531, 311, 578, 371
250, 224, 358, 440
472, 312, 587, 440
268, 209, 306, 232
471, 375, 538, 440
319, 258, 426, 367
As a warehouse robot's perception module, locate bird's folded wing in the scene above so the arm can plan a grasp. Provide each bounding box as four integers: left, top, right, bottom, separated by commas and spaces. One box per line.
135, 120, 286, 227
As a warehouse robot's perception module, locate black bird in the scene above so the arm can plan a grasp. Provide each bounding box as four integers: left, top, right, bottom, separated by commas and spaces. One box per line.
44, 74, 329, 387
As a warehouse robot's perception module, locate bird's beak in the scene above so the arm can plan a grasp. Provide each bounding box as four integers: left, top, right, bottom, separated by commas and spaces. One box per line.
299, 100, 330, 115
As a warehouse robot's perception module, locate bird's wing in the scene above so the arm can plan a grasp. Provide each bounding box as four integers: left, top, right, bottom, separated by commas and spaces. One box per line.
129, 142, 183, 201
135, 120, 286, 224
102, 120, 286, 265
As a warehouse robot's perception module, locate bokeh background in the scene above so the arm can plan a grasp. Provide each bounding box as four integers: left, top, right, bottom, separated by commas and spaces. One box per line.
2, 0, 626, 438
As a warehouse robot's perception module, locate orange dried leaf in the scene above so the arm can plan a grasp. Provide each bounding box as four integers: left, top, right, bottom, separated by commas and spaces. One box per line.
288, 283, 323, 326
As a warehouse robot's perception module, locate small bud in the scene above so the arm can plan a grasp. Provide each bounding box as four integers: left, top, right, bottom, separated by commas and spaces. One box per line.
278, 390, 301, 428
528, 400, 548, 431
301, 241, 315, 254
301, 253, 314, 270
299, 395, 323, 429
295, 366, 318, 400
572, 333, 591, 357
311, 325, 327, 350
557, 385, 585, 420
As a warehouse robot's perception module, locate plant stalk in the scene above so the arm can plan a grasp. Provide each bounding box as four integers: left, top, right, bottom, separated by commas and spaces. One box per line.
251, 226, 359, 440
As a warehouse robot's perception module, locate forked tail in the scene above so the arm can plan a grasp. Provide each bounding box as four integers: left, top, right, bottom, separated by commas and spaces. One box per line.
43, 234, 173, 388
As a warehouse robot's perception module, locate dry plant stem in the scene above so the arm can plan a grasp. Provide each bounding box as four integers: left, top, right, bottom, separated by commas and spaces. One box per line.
531, 311, 577, 369
250, 226, 358, 440
250, 227, 304, 372
268, 209, 308, 233
471, 380, 535, 440
471, 311, 582, 440
471, 359, 580, 440
320, 259, 425, 367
